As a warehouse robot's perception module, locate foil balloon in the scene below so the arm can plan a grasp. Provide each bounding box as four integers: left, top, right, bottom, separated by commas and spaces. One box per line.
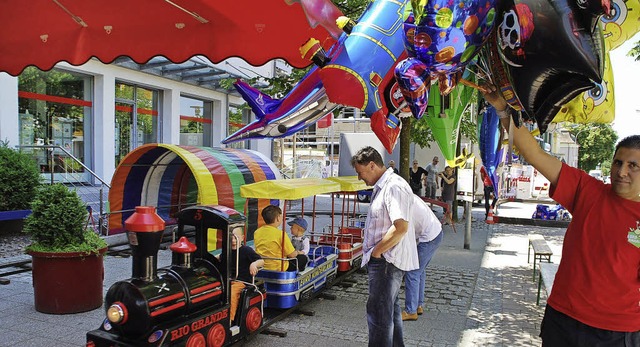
553, 0, 639, 124
228, 0, 411, 153
553, 51, 615, 124
425, 80, 476, 167
288, 0, 345, 40
222, 72, 338, 144
395, 0, 498, 119
479, 106, 503, 191
489, 0, 609, 132
602, 0, 640, 51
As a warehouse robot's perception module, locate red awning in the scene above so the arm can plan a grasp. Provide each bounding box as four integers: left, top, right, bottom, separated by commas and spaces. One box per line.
0, 0, 336, 76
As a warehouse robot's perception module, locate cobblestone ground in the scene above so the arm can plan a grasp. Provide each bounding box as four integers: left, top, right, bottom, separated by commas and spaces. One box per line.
243, 221, 567, 347
244, 265, 476, 347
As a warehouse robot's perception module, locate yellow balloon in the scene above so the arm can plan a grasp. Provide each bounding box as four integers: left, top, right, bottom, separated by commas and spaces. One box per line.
602, 0, 640, 51
553, 0, 639, 125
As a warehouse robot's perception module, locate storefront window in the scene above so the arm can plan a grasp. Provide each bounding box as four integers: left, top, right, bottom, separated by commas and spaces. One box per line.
18, 67, 92, 180
114, 82, 159, 165
180, 96, 212, 147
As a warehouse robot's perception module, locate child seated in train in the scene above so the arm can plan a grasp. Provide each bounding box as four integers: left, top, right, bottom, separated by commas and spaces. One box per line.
221, 227, 264, 323
288, 216, 310, 271
254, 205, 305, 271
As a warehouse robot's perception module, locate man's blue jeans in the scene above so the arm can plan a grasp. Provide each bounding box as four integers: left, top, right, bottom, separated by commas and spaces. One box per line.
367, 256, 405, 347
404, 231, 443, 314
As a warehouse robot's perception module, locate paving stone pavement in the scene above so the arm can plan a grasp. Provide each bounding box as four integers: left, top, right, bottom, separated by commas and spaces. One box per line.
0, 202, 567, 347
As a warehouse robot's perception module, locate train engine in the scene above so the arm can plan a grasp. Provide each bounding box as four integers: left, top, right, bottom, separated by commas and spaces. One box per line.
87, 205, 265, 347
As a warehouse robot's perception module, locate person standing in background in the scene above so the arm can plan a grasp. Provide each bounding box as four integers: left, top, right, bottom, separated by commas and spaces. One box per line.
388, 160, 399, 174
439, 166, 456, 224
402, 195, 443, 321
424, 156, 440, 201
410, 160, 428, 196
480, 166, 498, 220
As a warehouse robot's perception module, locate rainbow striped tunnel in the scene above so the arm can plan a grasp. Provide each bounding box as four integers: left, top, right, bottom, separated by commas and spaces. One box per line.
108, 144, 281, 243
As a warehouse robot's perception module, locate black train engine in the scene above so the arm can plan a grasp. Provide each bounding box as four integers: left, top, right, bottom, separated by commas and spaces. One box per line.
87, 205, 265, 347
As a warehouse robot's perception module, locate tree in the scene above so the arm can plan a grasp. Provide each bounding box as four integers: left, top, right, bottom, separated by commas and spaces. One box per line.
569, 123, 618, 171
629, 40, 640, 61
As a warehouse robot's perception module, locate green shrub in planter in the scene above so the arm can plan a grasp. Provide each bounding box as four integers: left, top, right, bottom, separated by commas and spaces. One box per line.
23, 183, 107, 254
0, 141, 41, 211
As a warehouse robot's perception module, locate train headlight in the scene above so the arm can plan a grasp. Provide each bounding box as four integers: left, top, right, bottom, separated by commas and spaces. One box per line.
107, 302, 128, 324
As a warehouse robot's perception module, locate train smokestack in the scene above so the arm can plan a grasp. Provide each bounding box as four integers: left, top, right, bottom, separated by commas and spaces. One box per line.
124, 206, 165, 281
170, 236, 197, 268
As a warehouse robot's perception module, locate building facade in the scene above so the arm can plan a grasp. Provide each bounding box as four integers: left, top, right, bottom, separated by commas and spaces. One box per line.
0, 58, 281, 184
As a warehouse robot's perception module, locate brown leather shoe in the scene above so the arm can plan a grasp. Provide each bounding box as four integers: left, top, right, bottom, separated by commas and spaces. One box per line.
402, 311, 418, 321
417, 306, 424, 315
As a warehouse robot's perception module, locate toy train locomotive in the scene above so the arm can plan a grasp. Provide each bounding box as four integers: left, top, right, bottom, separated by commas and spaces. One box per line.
86, 204, 341, 346
86, 205, 265, 347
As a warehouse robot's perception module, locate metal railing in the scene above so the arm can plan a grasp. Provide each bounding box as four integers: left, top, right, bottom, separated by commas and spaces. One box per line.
17, 145, 111, 234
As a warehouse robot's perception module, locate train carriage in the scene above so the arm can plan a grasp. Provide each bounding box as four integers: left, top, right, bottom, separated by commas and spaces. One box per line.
320, 176, 371, 272
239, 178, 341, 309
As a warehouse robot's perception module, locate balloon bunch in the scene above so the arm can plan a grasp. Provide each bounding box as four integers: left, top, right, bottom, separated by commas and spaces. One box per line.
395, 0, 613, 133
394, 0, 498, 119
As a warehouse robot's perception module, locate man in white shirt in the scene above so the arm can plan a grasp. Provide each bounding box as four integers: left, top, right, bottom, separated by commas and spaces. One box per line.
403, 195, 443, 321
351, 146, 419, 347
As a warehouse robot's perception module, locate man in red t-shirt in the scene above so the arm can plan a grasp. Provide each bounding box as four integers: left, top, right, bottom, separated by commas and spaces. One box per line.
482, 84, 640, 346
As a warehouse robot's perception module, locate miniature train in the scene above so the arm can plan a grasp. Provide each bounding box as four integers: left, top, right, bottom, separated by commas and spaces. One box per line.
86, 204, 342, 346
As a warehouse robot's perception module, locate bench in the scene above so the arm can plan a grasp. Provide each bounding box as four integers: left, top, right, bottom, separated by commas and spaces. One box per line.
537, 262, 559, 305
528, 234, 553, 280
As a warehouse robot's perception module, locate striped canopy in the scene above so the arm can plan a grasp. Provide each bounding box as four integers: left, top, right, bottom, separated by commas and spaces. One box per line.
108, 144, 280, 241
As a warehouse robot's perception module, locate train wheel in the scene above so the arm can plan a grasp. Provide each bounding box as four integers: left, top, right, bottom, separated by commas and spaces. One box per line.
206, 323, 226, 347
245, 307, 262, 332
186, 332, 205, 347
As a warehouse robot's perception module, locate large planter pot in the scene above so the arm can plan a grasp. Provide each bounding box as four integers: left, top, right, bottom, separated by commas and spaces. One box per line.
29, 247, 107, 314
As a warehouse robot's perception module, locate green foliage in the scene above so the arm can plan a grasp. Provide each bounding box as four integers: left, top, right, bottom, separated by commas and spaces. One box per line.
629, 40, 640, 61
23, 184, 107, 254
569, 123, 618, 171
0, 141, 41, 211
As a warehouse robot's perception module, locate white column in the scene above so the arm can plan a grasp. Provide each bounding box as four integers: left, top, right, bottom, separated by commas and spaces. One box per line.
0, 73, 19, 147
93, 72, 116, 183
212, 97, 227, 147
252, 139, 273, 159
162, 88, 181, 144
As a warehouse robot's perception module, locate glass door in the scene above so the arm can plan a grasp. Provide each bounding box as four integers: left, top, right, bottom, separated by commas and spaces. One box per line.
114, 82, 159, 167
115, 102, 134, 165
